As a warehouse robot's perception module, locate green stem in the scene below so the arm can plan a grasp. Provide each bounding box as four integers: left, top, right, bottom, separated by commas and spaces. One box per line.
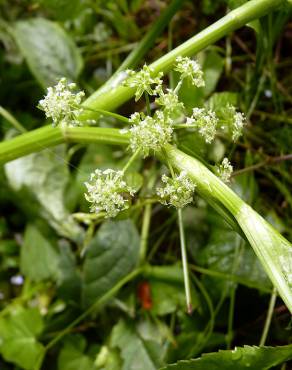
174, 79, 183, 94
163, 144, 292, 313
82, 106, 129, 124
145, 92, 151, 115
178, 208, 192, 314
0, 106, 27, 133
139, 203, 152, 263
226, 238, 243, 349
259, 287, 277, 346
80, 0, 284, 118
190, 264, 271, 293
122, 148, 141, 173
34, 268, 142, 370
190, 272, 215, 356
85, 0, 184, 102
1, 128, 291, 312
0, 126, 129, 164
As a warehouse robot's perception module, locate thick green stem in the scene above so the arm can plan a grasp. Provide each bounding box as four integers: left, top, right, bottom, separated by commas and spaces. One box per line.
0, 126, 129, 164
80, 0, 284, 119
163, 144, 292, 313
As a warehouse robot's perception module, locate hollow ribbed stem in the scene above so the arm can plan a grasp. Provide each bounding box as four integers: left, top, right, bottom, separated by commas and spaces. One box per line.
0, 126, 129, 164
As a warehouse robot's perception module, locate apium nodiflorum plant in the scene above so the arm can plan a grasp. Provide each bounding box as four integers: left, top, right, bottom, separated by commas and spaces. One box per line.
0, 0, 291, 313
38, 58, 245, 313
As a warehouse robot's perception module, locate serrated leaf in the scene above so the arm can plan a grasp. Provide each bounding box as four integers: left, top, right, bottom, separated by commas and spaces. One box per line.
21, 224, 60, 282
82, 220, 140, 307
0, 307, 44, 370
160, 345, 292, 370
12, 18, 83, 87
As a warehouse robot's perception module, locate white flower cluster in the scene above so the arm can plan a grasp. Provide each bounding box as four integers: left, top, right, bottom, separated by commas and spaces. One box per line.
216, 157, 233, 183
186, 107, 218, 143
124, 65, 163, 101
175, 56, 205, 87
155, 89, 184, 116
124, 111, 173, 157
84, 169, 135, 218
38, 78, 85, 127
157, 171, 196, 209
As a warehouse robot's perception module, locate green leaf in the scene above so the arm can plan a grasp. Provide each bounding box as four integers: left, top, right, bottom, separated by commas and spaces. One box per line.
12, 18, 83, 87
58, 335, 95, 370
202, 51, 224, 96
0, 307, 45, 370
82, 220, 140, 307
21, 224, 60, 282
5, 145, 82, 240
196, 225, 271, 293
206, 92, 238, 111
111, 319, 164, 370
160, 345, 292, 370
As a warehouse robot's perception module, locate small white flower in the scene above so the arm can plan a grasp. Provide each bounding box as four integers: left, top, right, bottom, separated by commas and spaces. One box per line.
38, 77, 85, 127
84, 169, 136, 218
175, 56, 205, 87
232, 111, 246, 141
124, 64, 163, 101
216, 157, 233, 183
125, 111, 173, 157
156, 171, 196, 209
186, 107, 218, 143
155, 89, 184, 115
219, 104, 246, 141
